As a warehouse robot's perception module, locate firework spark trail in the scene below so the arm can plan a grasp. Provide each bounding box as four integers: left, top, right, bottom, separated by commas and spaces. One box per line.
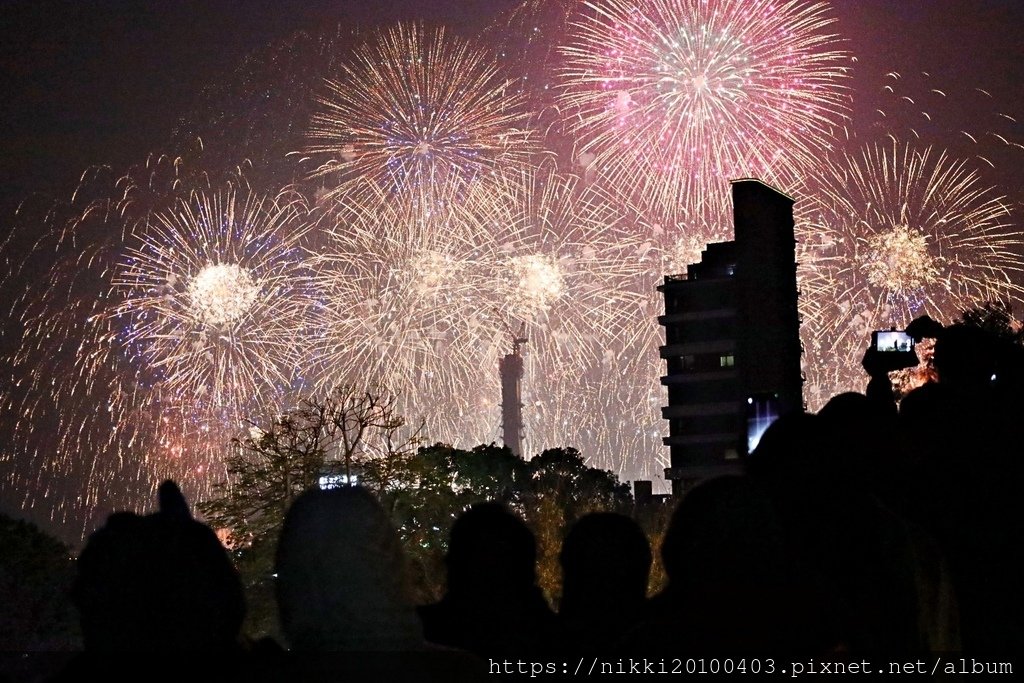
555, 0, 850, 215
0, 151, 316, 536
800, 140, 1024, 397
534, 351, 667, 476
483, 0, 584, 159
872, 70, 1024, 171
306, 22, 536, 212
1, 155, 204, 533
172, 25, 362, 184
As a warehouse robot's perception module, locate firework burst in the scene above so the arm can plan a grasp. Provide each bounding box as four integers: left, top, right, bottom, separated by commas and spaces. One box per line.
802, 141, 1024, 395
9, 5, 1024, 542
306, 23, 535, 210
112, 186, 315, 421
556, 0, 849, 213
471, 167, 650, 361
305, 183, 503, 446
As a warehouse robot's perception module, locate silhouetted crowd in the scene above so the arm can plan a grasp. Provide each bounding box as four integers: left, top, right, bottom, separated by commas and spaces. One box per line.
48, 318, 1024, 680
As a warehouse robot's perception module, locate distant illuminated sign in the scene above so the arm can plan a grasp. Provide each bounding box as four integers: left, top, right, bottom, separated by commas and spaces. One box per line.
318, 473, 357, 490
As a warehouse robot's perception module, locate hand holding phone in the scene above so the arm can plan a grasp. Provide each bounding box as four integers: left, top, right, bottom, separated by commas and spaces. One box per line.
872, 330, 915, 353
864, 329, 919, 374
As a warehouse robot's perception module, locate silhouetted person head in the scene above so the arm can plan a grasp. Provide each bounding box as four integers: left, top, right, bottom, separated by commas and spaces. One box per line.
657, 476, 838, 652
72, 481, 244, 651
898, 380, 957, 454
818, 391, 898, 489
746, 412, 830, 486
661, 476, 790, 588
418, 502, 555, 656
444, 502, 537, 600
932, 323, 996, 389
818, 391, 879, 445
275, 485, 421, 651
906, 314, 944, 342
559, 512, 650, 619
818, 391, 873, 425
750, 407, 929, 651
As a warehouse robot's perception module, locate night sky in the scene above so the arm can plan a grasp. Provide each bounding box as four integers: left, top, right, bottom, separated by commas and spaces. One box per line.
2, 0, 1024, 540
3, 1, 1022, 218
1, 0, 516, 217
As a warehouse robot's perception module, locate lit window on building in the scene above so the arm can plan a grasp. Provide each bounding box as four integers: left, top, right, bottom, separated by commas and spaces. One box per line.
719, 354, 735, 368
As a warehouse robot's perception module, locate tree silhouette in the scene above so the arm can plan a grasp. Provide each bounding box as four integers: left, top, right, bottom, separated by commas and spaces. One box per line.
522, 447, 632, 603
959, 300, 1023, 346
196, 385, 421, 638
0, 514, 79, 653
374, 443, 632, 604
199, 384, 421, 546
198, 396, 633, 634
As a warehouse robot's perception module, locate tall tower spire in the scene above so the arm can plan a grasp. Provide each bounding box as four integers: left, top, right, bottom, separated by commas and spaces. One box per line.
498, 320, 528, 457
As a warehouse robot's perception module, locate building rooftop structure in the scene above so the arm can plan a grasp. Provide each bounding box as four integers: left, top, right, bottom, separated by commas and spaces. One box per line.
658, 179, 802, 495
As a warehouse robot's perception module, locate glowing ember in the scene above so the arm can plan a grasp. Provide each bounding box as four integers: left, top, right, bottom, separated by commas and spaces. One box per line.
863, 224, 940, 294
509, 253, 565, 314
188, 263, 259, 327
